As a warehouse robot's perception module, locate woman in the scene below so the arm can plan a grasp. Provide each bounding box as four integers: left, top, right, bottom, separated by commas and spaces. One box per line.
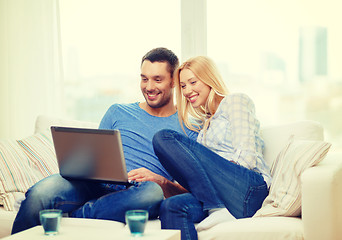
153, 56, 272, 240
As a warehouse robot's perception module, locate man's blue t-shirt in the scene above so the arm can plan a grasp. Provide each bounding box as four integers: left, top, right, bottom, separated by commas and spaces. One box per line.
99, 102, 198, 181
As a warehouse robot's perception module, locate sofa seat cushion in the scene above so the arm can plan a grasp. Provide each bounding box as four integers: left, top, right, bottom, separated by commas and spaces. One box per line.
143, 217, 303, 240
197, 217, 303, 240
0, 207, 17, 238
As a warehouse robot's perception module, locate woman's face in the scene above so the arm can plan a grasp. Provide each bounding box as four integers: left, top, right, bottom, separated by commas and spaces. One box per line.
179, 68, 211, 108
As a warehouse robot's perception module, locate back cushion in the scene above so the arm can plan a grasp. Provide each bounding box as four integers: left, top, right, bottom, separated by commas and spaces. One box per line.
261, 120, 324, 167
35, 115, 98, 133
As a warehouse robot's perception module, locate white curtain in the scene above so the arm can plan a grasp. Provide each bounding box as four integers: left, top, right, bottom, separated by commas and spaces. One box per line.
0, 0, 63, 139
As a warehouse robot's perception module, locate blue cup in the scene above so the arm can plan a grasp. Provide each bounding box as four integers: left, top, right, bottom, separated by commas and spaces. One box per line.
125, 210, 148, 237
39, 209, 62, 235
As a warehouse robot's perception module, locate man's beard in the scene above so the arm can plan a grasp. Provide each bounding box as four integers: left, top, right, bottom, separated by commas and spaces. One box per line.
144, 92, 172, 109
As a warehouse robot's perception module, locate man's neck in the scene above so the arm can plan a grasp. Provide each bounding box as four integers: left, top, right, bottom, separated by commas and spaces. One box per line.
139, 102, 177, 117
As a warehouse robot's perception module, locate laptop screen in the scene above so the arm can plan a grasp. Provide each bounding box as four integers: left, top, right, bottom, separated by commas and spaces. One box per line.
51, 126, 130, 185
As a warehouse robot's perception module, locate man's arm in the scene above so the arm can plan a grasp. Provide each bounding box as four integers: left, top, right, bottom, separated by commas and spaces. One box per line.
128, 168, 188, 198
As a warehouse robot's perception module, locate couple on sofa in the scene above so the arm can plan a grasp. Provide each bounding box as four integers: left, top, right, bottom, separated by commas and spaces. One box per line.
11, 47, 272, 240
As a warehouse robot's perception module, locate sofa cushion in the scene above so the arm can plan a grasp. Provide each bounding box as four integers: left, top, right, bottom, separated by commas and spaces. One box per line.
18, 129, 58, 177
0, 115, 98, 211
254, 136, 331, 217
198, 216, 303, 240
0, 139, 41, 210
261, 120, 324, 168
0, 130, 58, 211
35, 115, 98, 134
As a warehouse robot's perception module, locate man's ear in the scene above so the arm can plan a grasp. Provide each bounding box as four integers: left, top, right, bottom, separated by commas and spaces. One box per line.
170, 77, 176, 88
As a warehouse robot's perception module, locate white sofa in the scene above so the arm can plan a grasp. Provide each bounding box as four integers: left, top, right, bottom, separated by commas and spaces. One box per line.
1, 115, 341, 240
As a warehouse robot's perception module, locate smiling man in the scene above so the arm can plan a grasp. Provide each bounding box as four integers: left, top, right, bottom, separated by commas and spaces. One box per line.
11, 48, 198, 234
140, 55, 176, 115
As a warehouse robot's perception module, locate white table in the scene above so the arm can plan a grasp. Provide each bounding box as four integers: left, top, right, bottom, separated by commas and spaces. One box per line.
3, 218, 180, 240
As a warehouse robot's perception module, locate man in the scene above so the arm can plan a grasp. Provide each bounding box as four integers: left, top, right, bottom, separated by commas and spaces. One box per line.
11, 47, 197, 234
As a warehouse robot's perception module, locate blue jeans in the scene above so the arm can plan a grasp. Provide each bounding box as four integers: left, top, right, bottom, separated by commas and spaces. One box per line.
11, 174, 163, 234
153, 130, 268, 240
160, 193, 206, 240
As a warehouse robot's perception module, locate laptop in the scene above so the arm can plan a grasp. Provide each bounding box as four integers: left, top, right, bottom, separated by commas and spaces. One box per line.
51, 126, 133, 186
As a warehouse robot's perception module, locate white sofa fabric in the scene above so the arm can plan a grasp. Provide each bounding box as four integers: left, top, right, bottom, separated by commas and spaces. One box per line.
0, 115, 341, 240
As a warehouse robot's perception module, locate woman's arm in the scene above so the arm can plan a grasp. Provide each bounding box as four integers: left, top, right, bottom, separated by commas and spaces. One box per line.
224, 93, 261, 169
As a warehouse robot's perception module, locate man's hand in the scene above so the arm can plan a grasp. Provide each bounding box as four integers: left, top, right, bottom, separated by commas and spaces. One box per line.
128, 167, 188, 198
128, 168, 166, 186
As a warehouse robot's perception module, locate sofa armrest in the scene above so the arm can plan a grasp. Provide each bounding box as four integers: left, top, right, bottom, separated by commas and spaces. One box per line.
301, 151, 342, 240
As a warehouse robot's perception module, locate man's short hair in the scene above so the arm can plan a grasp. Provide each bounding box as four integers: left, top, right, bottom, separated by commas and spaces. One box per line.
141, 47, 179, 77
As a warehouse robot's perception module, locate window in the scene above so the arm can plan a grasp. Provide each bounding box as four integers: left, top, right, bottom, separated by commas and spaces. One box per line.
59, 0, 341, 151
208, 0, 342, 150
59, 0, 181, 122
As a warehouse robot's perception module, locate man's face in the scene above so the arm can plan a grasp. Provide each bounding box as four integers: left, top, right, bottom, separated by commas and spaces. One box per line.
140, 60, 174, 109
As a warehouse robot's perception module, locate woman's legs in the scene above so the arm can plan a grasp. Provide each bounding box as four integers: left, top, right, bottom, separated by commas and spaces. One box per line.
160, 193, 206, 240
153, 129, 268, 219
154, 131, 225, 211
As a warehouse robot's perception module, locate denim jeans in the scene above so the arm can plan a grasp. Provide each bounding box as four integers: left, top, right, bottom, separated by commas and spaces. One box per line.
153, 129, 268, 240
160, 193, 206, 240
11, 174, 163, 234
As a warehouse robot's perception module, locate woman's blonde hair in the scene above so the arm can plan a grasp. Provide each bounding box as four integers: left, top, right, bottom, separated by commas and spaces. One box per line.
175, 56, 229, 133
